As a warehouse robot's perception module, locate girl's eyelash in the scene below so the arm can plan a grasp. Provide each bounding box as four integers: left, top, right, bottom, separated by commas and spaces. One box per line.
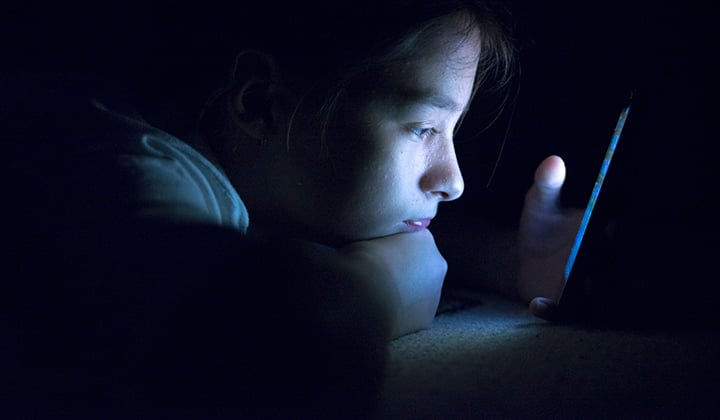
411, 127, 438, 140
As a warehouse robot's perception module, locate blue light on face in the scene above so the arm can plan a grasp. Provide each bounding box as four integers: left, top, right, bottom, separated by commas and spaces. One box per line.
563, 98, 632, 282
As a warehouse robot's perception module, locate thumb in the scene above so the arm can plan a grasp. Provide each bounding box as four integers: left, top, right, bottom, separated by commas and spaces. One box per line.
529, 297, 560, 322
528, 155, 566, 213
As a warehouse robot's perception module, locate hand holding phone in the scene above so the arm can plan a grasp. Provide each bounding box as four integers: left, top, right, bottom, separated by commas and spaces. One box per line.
517, 91, 634, 322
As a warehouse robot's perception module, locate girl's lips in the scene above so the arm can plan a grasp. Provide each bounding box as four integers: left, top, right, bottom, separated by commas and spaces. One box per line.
403, 218, 432, 232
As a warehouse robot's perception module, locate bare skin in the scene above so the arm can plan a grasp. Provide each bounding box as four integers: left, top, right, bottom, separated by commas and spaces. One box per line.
519, 155, 584, 320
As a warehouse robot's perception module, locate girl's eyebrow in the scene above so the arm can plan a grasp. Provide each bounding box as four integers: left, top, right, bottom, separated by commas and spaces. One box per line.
390, 88, 464, 113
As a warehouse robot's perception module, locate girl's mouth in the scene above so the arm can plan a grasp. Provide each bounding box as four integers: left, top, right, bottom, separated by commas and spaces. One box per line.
403, 218, 432, 232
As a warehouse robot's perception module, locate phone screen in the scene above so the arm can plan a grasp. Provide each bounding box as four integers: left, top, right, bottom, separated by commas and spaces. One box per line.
563, 97, 633, 283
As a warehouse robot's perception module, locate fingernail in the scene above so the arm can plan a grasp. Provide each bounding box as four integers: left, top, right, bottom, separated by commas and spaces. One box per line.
534, 297, 551, 311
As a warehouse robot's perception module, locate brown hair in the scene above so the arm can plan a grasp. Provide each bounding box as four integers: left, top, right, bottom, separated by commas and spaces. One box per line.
194, 0, 516, 156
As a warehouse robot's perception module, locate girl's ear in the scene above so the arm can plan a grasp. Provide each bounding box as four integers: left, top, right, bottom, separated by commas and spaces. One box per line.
229, 50, 288, 141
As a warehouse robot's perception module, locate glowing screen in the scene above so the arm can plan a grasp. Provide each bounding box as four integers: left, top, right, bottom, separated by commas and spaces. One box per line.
563, 97, 633, 282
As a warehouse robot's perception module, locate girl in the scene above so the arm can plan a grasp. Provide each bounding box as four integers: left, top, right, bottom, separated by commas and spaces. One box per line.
7, 0, 579, 417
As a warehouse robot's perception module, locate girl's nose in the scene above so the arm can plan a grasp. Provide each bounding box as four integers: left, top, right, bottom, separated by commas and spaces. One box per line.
420, 138, 464, 202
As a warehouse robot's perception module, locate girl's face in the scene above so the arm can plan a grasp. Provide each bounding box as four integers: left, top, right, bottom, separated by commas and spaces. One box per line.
275, 25, 480, 245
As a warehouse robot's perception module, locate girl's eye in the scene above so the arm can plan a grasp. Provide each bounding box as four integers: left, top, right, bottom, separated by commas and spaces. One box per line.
411, 127, 437, 140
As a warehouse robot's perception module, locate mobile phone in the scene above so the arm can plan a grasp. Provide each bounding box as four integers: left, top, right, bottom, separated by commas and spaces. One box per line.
556, 92, 634, 322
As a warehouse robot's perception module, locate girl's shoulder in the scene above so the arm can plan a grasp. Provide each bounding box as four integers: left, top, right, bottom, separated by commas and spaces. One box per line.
89, 97, 250, 231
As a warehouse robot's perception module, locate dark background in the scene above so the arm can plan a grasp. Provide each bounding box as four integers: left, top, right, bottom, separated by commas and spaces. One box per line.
2, 1, 714, 326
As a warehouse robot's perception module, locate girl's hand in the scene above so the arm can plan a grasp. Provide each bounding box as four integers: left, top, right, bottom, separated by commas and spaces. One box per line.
518, 155, 584, 321
340, 229, 447, 339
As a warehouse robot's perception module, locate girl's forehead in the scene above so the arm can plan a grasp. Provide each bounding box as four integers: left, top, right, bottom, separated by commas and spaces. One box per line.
397, 16, 481, 57
285, 12, 484, 98
350, 37, 479, 116
289, 14, 484, 120
386, 31, 481, 84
